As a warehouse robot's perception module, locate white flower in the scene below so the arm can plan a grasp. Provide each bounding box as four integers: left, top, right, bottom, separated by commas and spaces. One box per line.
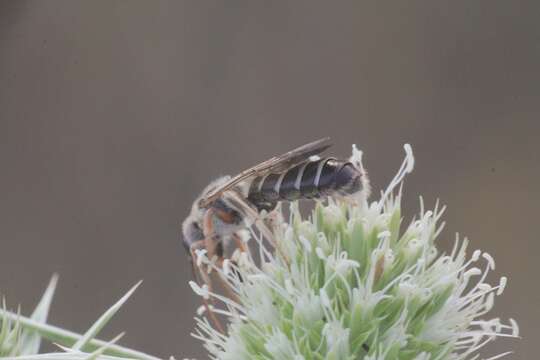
322, 321, 350, 358
264, 330, 297, 359
191, 144, 519, 359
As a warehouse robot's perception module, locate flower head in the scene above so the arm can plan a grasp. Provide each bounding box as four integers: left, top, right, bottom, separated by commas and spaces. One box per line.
191, 145, 518, 359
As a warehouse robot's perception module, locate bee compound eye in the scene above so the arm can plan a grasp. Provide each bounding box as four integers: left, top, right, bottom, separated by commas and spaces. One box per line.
183, 220, 204, 245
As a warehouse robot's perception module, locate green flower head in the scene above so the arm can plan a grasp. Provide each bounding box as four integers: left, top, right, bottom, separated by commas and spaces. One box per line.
190, 145, 519, 360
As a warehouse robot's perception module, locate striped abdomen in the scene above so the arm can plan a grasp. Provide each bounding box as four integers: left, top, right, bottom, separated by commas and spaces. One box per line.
247, 158, 363, 211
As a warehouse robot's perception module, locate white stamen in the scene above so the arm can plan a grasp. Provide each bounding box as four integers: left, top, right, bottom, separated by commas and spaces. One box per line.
483, 252, 496, 270
299, 235, 312, 252
195, 249, 207, 267
509, 318, 519, 337
349, 144, 363, 168
189, 281, 210, 300
196, 305, 207, 316
403, 143, 414, 173
316, 247, 326, 260
497, 277, 507, 295
223, 259, 231, 276
320, 289, 331, 309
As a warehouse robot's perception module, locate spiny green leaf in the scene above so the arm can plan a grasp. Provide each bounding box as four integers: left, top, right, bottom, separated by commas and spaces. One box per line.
72, 281, 142, 351
20, 274, 59, 355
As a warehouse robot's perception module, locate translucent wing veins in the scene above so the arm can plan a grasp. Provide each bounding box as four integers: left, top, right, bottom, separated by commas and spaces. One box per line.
200, 137, 331, 207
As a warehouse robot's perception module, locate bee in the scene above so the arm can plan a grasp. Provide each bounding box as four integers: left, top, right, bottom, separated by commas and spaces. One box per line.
181, 138, 369, 330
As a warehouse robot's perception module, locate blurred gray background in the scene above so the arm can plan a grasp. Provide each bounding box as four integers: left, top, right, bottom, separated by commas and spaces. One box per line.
0, 1, 538, 359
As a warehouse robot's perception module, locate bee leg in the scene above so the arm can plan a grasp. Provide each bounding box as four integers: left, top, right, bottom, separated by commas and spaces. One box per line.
263, 203, 284, 232
221, 191, 275, 244
212, 257, 241, 304
215, 232, 250, 302
232, 232, 249, 253
189, 240, 215, 300
189, 240, 226, 334
257, 212, 290, 264
201, 208, 244, 303
224, 191, 290, 263
200, 208, 226, 273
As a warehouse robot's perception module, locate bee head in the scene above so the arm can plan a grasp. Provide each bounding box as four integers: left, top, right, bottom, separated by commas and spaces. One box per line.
181, 217, 204, 254
181, 175, 232, 253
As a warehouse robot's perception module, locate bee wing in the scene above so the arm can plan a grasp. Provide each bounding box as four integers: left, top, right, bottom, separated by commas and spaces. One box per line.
200, 137, 331, 207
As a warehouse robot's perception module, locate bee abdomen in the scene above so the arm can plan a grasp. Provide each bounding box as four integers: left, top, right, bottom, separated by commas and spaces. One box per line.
247, 158, 363, 211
